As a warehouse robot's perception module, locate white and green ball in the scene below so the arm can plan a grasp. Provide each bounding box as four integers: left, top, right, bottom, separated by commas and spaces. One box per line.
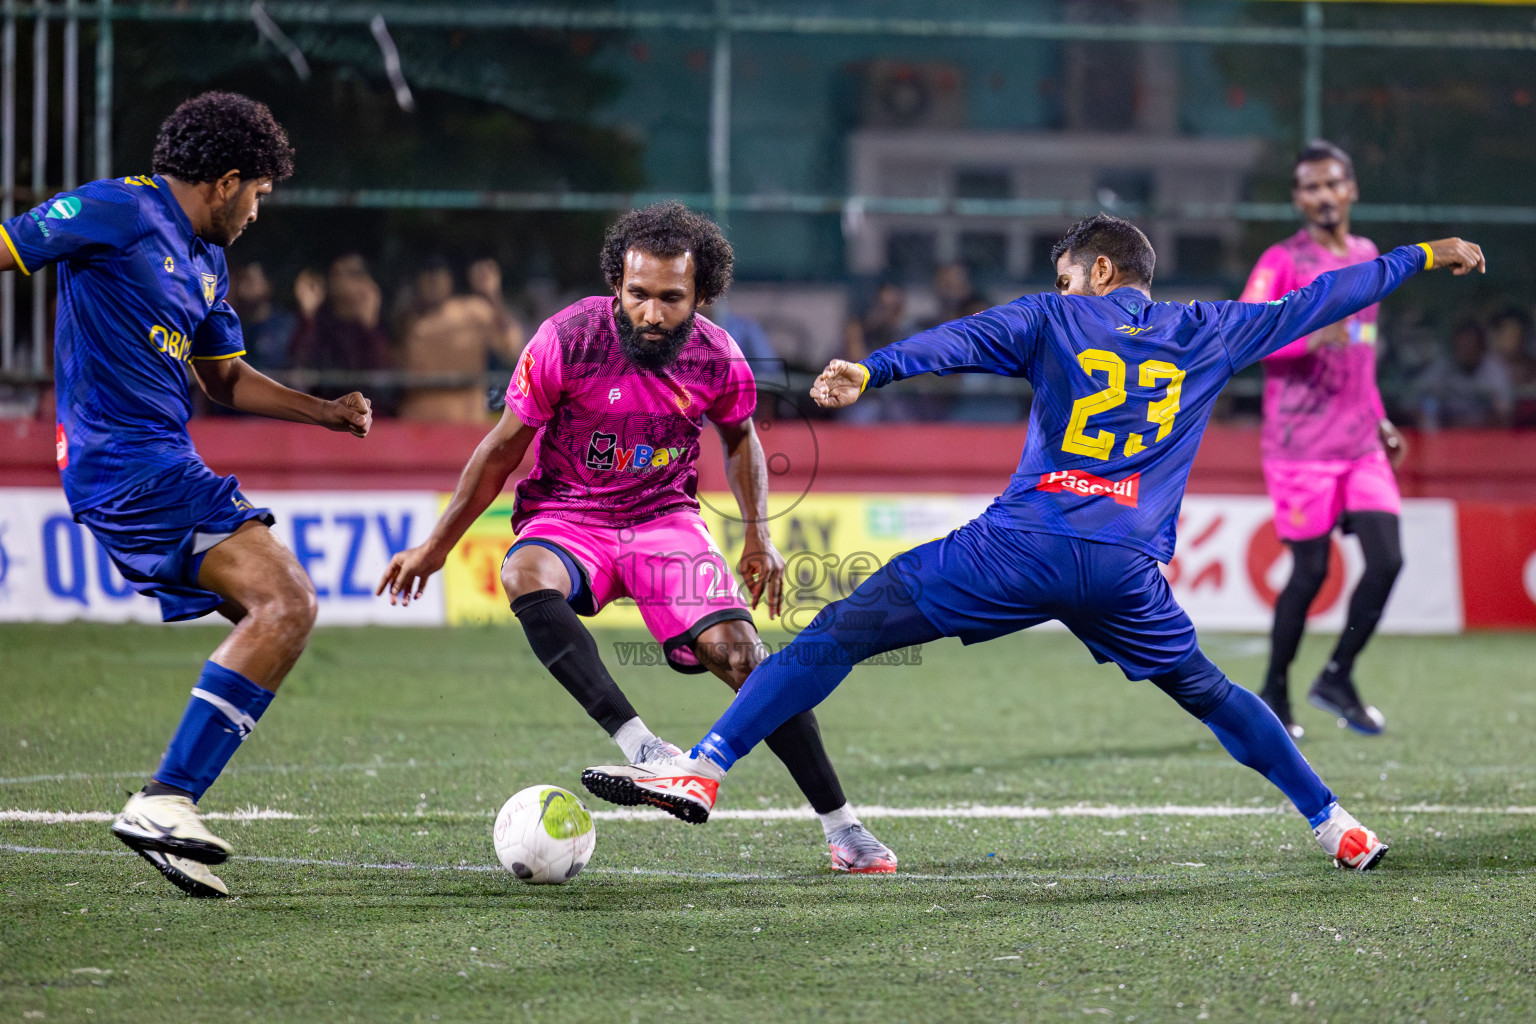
492, 785, 597, 884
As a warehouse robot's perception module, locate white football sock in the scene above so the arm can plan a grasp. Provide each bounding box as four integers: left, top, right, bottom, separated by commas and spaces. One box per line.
686, 753, 727, 781
1311, 802, 1358, 856
818, 803, 860, 840
612, 717, 658, 763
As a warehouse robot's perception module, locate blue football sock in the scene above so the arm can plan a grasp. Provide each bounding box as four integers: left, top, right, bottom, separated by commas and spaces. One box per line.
692, 641, 852, 772
692, 563, 943, 772
153, 662, 274, 802
1202, 683, 1335, 822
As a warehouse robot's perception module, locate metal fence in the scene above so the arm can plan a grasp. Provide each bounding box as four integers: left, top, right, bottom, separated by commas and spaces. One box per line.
1, 1, 1533, 396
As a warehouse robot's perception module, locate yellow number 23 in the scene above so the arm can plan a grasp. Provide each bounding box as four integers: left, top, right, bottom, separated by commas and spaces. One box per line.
1061, 349, 1185, 461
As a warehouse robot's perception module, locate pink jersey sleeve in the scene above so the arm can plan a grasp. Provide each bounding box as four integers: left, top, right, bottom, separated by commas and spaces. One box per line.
1239, 245, 1290, 304
504, 320, 564, 426
706, 336, 758, 425
1243, 246, 1310, 363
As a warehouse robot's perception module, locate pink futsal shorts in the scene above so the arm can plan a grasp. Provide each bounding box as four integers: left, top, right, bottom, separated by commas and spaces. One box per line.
510, 509, 753, 673
1262, 449, 1402, 542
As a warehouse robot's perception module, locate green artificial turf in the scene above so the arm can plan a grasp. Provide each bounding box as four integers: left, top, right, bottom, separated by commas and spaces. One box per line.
2, 624, 1535, 1023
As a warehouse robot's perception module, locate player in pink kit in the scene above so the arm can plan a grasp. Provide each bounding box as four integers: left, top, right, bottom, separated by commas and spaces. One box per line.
379, 203, 897, 872
1241, 141, 1405, 739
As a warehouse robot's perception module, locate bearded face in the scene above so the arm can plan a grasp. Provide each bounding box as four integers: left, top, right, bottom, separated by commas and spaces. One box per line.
206, 177, 270, 247
616, 303, 695, 371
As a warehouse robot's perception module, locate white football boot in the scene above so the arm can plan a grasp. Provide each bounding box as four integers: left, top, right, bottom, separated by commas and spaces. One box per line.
111, 791, 232, 864
827, 823, 898, 874
582, 753, 724, 824
139, 849, 230, 899
1312, 803, 1389, 871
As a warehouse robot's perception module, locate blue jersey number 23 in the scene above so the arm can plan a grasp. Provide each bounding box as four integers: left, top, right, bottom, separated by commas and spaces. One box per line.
1061, 349, 1186, 461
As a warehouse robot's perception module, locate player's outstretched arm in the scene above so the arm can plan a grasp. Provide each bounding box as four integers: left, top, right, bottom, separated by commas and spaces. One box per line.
193, 356, 372, 436
377, 405, 536, 606
810, 359, 870, 410
1222, 238, 1484, 370
716, 417, 785, 618
831, 303, 1037, 398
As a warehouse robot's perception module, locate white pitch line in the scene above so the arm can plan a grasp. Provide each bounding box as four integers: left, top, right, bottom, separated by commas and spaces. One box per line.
7, 803, 1536, 826
0, 761, 470, 786
0, 808, 304, 823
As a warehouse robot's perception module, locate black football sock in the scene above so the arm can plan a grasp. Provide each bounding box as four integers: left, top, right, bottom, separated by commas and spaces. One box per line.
762, 711, 847, 816
1263, 535, 1331, 697
1324, 512, 1403, 681
512, 589, 639, 736
142, 780, 195, 800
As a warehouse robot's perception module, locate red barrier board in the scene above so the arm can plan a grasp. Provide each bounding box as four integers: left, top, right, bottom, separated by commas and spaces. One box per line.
1456, 502, 1536, 629
6, 418, 1536, 498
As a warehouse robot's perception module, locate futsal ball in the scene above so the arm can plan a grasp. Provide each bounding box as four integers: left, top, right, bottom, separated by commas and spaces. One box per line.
492, 785, 596, 884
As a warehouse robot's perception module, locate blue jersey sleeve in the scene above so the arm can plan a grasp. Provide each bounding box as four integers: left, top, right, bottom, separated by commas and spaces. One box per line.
192, 302, 246, 360
862, 298, 1041, 388
1214, 244, 1426, 372
192, 260, 244, 360
0, 179, 142, 276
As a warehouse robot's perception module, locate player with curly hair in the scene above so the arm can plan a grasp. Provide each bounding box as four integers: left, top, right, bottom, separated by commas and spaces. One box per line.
0, 91, 373, 898
381, 202, 899, 873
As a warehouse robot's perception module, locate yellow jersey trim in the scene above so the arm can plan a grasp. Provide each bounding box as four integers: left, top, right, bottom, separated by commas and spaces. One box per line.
856, 362, 871, 393
1417, 242, 1434, 270
1, 225, 31, 277
191, 350, 246, 361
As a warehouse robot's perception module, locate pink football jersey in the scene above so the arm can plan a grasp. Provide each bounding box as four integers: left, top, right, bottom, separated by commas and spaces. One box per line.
1241, 230, 1387, 461
504, 296, 757, 530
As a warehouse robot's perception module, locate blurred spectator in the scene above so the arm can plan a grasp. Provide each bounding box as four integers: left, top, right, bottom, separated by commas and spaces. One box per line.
228, 262, 296, 371
699, 299, 783, 385
931, 269, 1020, 421
841, 280, 938, 421
924, 262, 986, 329
1413, 319, 1514, 429
1376, 300, 1443, 416
398, 257, 525, 423
1487, 306, 1536, 385
843, 281, 908, 361
1487, 305, 1536, 428
290, 254, 393, 384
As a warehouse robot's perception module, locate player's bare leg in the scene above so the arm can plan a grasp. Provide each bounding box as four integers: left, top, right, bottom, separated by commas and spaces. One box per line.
198, 520, 321, 689
502, 544, 677, 763
111, 520, 319, 896
693, 618, 897, 873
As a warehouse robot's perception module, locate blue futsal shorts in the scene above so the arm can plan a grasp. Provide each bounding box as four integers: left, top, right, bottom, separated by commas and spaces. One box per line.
887, 509, 1199, 681
74, 460, 274, 622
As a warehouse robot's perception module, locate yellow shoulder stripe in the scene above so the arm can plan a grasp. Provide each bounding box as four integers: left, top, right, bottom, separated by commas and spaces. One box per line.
1, 225, 31, 276
191, 350, 246, 361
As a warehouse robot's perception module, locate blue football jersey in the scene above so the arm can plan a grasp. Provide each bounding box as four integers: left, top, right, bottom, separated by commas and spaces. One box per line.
2, 174, 245, 512
861, 244, 1427, 561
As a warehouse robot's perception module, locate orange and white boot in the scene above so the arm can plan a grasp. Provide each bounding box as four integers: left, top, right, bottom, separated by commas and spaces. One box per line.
582, 753, 724, 824
1313, 803, 1388, 871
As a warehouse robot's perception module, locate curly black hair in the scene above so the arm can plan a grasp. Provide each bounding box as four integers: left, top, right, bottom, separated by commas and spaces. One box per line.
600, 201, 733, 306
152, 91, 295, 185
